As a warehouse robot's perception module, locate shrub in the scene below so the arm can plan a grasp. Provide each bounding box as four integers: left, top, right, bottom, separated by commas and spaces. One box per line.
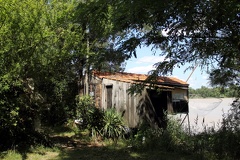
76, 96, 127, 142
102, 108, 126, 143
159, 117, 191, 152
221, 98, 240, 132
126, 120, 160, 149
75, 95, 104, 137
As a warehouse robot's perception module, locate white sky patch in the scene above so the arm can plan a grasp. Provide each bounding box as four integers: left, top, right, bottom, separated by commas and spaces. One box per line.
202, 75, 208, 80
126, 65, 156, 74
135, 56, 166, 64
161, 29, 170, 37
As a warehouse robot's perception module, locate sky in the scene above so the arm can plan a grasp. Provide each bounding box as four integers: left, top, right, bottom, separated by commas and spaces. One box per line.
124, 46, 210, 89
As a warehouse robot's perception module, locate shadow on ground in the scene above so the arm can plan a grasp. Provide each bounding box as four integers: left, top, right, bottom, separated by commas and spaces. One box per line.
49, 131, 198, 160
58, 146, 142, 160
50, 135, 142, 160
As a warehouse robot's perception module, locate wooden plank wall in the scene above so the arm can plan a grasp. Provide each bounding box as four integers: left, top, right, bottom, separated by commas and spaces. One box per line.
91, 77, 188, 128
99, 79, 141, 127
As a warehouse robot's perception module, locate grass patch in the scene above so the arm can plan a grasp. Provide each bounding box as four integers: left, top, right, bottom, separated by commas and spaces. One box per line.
1, 109, 239, 160
0, 143, 204, 160
0, 150, 22, 160
0, 146, 59, 160
0, 129, 198, 160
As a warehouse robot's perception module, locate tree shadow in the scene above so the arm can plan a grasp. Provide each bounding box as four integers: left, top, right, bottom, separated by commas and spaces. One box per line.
47, 131, 141, 160
57, 144, 142, 160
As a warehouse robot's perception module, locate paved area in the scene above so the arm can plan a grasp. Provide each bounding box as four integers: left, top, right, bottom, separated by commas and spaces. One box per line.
174, 98, 234, 132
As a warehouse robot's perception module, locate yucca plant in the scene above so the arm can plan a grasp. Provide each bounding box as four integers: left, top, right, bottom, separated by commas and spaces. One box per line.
102, 108, 126, 144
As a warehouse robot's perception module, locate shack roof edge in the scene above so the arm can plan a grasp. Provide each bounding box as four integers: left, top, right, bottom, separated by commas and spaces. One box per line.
92, 71, 189, 88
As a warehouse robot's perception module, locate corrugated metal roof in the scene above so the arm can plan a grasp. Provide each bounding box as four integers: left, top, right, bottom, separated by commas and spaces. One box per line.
93, 71, 189, 88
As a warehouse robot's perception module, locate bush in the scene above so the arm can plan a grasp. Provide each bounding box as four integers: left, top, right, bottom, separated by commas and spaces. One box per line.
128, 117, 190, 152
75, 95, 104, 137
221, 98, 240, 132
102, 108, 126, 143
76, 96, 127, 142
189, 98, 240, 159
159, 118, 191, 152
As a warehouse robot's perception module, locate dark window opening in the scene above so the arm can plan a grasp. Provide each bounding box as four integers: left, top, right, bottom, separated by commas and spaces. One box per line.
172, 100, 188, 113
106, 85, 112, 109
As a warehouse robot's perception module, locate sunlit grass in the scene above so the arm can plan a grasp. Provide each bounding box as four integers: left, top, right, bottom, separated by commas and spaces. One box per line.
0, 146, 60, 160
26, 151, 59, 160
0, 150, 22, 160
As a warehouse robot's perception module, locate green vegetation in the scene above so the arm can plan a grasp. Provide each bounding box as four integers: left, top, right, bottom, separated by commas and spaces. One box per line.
102, 108, 126, 143
1, 105, 239, 160
0, 0, 128, 151
75, 95, 104, 135
0, 0, 239, 159
76, 95, 126, 143
189, 86, 238, 98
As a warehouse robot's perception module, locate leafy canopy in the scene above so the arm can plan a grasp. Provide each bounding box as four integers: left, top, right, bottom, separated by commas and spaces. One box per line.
107, 0, 239, 92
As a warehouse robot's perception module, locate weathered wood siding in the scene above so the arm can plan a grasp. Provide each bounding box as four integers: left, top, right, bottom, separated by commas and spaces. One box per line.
90, 76, 189, 127
98, 78, 141, 127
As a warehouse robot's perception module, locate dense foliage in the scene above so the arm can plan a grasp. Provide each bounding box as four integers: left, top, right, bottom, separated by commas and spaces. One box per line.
75, 95, 104, 136
108, 0, 240, 90
0, 0, 77, 150
76, 95, 126, 143
0, 0, 127, 150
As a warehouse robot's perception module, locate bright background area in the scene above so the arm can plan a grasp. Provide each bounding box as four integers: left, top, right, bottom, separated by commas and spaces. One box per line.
185, 98, 233, 132
124, 47, 234, 132
125, 46, 210, 89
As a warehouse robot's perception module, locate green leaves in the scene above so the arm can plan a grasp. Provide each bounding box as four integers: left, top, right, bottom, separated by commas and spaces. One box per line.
0, 0, 82, 149
102, 109, 126, 142
75, 96, 126, 142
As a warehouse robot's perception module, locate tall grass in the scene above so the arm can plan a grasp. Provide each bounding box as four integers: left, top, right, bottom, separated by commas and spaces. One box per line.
127, 101, 240, 159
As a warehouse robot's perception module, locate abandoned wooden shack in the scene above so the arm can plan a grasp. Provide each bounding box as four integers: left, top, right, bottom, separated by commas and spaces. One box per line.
88, 71, 189, 128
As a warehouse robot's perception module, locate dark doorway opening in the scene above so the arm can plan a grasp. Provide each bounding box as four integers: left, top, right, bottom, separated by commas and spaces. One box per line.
147, 89, 172, 128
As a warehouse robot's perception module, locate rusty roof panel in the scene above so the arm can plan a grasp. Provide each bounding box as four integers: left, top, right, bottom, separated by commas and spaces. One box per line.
93, 71, 189, 87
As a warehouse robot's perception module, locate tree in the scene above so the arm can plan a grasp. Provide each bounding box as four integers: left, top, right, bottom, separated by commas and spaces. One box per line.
73, 1, 129, 74
107, 0, 239, 93
0, 0, 130, 150
0, 0, 49, 150
0, 0, 83, 150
